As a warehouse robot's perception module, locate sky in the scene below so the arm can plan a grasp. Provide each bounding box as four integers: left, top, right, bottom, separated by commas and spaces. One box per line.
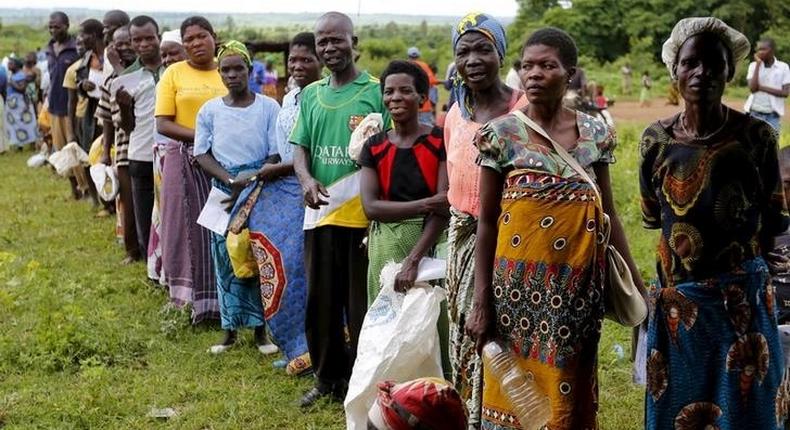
0, 0, 519, 17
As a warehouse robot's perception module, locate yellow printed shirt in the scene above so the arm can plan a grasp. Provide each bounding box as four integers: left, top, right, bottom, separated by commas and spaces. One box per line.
290, 71, 390, 230
154, 61, 227, 130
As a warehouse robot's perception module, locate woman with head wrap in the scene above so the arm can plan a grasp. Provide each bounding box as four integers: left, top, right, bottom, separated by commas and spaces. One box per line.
641, 17, 789, 429
155, 16, 224, 323
4, 57, 39, 150
466, 26, 642, 429
442, 12, 526, 428
146, 29, 188, 285
192, 40, 281, 354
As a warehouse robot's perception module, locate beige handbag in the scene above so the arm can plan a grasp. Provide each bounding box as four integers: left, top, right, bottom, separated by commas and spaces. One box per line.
511, 110, 647, 327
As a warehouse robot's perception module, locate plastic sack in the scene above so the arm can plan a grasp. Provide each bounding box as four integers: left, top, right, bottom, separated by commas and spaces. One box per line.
48, 142, 89, 176
348, 113, 382, 162
226, 228, 258, 279
89, 163, 119, 202
26, 152, 48, 168
344, 258, 447, 430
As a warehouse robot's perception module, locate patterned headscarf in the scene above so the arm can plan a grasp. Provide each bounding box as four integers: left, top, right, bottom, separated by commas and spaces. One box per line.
367, 378, 468, 430
217, 40, 252, 68
450, 12, 508, 120
661, 17, 750, 82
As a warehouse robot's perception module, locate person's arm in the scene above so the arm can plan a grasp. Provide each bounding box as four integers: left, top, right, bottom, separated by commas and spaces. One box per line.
66, 88, 79, 142
756, 83, 790, 98
156, 116, 195, 142
595, 163, 647, 299
257, 102, 293, 180
394, 162, 451, 292
196, 153, 233, 185
101, 119, 115, 165
748, 61, 761, 93
465, 166, 503, 352
116, 87, 136, 134
9, 78, 26, 92
359, 166, 435, 222
293, 145, 328, 209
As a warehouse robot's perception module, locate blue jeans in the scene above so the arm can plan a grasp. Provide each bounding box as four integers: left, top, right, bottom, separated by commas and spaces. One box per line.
750, 110, 781, 131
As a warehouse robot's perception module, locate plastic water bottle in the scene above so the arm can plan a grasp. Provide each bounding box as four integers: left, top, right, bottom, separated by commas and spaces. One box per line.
482, 341, 551, 430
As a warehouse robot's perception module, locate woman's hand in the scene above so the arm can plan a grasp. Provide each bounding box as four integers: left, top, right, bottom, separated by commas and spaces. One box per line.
257, 164, 278, 182
221, 171, 257, 212
421, 193, 450, 217
465, 300, 495, 354
394, 257, 420, 292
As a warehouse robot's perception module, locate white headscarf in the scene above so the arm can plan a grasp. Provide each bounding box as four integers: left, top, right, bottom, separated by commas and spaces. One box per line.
661, 17, 750, 81
160, 30, 182, 46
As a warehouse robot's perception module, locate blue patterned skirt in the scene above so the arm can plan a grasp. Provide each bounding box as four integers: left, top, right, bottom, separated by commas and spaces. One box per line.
4, 93, 38, 147
646, 258, 786, 430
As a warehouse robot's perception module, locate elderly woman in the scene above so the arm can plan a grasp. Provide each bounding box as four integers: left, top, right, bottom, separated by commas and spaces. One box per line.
147, 30, 187, 285
194, 40, 280, 354
641, 18, 789, 429
155, 16, 225, 323
443, 12, 526, 427
466, 27, 642, 429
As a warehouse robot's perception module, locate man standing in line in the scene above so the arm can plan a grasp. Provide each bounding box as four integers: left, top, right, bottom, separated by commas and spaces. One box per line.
102, 10, 131, 79
290, 11, 389, 407
115, 15, 163, 262
745, 38, 790, 131
46, 11, 80, 197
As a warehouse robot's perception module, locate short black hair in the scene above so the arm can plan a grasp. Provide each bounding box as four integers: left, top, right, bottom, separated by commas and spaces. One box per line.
130, 15, 159, 35
380, 60, 429, 97
104, 10, 130, 26
522, 27, 578, 69
79, 18, 103, 39
759, 38, 776, 51
50, 11, 69, 26
290, 32, 317, 57
180, 16, 215, 38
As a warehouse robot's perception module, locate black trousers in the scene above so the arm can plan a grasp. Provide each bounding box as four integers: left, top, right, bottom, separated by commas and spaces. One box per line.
128, 160, 154, 259
304, 226, 368, 387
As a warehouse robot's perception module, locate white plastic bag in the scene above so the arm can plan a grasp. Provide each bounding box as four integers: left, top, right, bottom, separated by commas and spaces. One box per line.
344, 258, 447, 430
89, 164, 119, 202
348, 113, 382, 162
48, 142, 89, 176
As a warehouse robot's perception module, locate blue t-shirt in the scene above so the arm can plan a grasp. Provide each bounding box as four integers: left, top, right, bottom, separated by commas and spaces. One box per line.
194, 94, 281, 169
249, 61, 264, 94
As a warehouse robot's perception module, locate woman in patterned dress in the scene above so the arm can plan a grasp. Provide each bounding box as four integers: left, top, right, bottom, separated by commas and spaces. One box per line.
466, 27, 643, 429
641, 18, 789, 430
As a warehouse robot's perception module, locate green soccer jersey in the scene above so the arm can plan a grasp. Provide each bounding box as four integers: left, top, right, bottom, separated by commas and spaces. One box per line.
290, 71, 390, 229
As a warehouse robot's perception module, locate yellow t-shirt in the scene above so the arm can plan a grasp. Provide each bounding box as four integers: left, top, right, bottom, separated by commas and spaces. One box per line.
62, 61, 88, 118
154, 61, 227, 130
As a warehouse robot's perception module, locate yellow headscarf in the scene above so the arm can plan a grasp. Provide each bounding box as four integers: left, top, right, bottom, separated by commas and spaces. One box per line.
217, 40, 252, 68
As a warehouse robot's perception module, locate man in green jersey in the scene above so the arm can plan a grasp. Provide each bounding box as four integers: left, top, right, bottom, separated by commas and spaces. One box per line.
291, 11, 389, 407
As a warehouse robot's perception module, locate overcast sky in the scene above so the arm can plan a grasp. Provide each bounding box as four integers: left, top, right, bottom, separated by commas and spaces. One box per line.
1, 0, 519, 17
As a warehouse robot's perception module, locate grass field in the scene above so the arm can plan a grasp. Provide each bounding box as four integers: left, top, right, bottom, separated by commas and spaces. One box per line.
3, 117, 786, 429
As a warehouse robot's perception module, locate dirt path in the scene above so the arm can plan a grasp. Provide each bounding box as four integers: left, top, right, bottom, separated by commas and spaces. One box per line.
609, 98, 790, 125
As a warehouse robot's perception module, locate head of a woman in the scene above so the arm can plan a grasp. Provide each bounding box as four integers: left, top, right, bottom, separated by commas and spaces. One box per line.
452, 12, 507, 93
160, 29, 186, 68
180, 16, 216, 67
520, 27, 578, 106
379, 60, 429, 125
288, 32, 322, 89
217, 40, 252, 97
662, 18, 749, 106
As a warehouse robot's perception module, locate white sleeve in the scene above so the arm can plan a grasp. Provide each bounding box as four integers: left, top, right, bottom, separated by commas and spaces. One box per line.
746, 62, 756, 81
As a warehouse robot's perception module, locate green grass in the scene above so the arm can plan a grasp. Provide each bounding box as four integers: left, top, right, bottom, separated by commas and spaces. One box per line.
0, 120, 694, 429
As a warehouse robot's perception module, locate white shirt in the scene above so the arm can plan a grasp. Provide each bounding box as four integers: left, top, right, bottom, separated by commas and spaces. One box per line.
505, 67, 522, 91
112, 66, 160, 162
744, 59, 790, 116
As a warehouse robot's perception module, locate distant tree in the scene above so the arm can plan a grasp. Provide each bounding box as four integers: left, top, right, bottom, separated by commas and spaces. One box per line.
420, 19, 428, 37
225, 16, 236, 33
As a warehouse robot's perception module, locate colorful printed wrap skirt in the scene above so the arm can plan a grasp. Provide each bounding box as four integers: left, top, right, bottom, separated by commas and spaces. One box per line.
482, 169, 605, 430
447, 208, 484, 427
211, 163, 266, 331
366, 217, 425, 304
646, 258, 787, 430
4, 92, 38, 147
230, 174, 312, 376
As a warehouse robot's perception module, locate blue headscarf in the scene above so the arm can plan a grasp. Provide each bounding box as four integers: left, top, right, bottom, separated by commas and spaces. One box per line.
450, 12, 508, 120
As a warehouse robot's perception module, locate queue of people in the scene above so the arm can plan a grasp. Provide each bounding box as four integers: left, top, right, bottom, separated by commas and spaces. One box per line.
10, 7, 790, 430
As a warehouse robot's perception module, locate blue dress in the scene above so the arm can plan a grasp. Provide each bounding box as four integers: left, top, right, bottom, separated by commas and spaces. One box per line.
640, 115, 789, 430
4, 71, 38, 147
194, 94, 280, 330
